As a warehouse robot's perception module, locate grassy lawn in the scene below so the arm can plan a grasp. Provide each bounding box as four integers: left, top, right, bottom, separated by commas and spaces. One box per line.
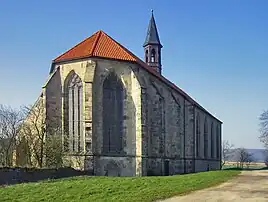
0, 170, 240, 202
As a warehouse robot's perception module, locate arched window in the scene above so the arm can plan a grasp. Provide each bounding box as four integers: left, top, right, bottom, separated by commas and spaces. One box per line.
196, 113, 200, 157
211, 122, 214, 158
204, 118, 208, 158
64, 71, 83, 153
145, 50, 149, 63
151, 48, 156, 63
102, 72, 124, 154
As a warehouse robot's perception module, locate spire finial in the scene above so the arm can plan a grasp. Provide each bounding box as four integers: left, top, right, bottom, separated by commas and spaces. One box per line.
151, 9, 154, 15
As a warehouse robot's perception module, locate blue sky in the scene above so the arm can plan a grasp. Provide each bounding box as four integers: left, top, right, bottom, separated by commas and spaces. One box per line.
0, 0, 267, 149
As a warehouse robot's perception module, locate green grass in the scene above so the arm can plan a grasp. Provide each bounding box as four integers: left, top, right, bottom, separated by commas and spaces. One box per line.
0, 170, 240, 202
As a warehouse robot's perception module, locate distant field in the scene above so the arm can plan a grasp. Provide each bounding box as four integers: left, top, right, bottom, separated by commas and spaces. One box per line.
0, 170, 240, 202
223, 161, 266, 170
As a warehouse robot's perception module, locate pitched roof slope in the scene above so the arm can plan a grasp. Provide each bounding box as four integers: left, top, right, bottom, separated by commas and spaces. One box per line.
52, 30, 222, 123
53, 30, 137, 62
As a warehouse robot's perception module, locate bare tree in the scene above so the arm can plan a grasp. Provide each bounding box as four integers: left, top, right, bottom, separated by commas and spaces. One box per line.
45, 135, 63, 168
222, 140, 234, 167
234, 148, 253, 169
20, 100, 46, 168
0, 104, 24, 167
19, 97, 63, 168
259, 110, 268, 148
73, 153, 84, 170
262, 149, 268, 167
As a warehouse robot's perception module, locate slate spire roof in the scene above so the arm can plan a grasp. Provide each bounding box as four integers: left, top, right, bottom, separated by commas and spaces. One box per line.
143, 10, 162, 48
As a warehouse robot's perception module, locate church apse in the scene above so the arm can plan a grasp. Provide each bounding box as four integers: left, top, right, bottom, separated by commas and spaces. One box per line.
91, 61, 142, 176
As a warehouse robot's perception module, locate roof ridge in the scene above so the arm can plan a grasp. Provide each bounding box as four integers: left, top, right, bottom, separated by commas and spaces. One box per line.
98, 32, 222, 122
101, 31, 141, 62
51, 30, 222, 123
90, 30, 102, 55
52, 30, 100, 62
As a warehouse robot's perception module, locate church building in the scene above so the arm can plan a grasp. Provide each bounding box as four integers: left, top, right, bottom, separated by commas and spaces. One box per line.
33, 11, 222, 176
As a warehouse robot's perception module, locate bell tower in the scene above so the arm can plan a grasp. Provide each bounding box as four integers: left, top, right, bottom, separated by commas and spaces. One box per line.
143, 10, 163, 74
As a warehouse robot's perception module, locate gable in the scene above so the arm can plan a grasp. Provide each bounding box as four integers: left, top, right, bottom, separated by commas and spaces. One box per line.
52, 30, 222, 123
53, 30, 137, 63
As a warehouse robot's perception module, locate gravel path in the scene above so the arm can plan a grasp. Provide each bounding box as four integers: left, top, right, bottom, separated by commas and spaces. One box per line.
159, 170, 268, 202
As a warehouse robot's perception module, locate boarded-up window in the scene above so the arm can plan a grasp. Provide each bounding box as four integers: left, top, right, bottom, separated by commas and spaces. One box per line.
102, 72, 124, 154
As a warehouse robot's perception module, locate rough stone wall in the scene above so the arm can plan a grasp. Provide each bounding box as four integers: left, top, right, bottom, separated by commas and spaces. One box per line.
132, 63, 222, 175
0, 167, 88, 186
184, 100, 195, 173
42, 59, 143, 176
44, 68, 62, 134
90, 59, 142, 176
164, 92, 184, 174
40, 57, 222, 176
44, 60, 94, 170
83, 61, 96, 173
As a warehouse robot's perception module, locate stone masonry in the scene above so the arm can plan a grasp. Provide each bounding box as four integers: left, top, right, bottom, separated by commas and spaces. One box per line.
42, 57, 222, 176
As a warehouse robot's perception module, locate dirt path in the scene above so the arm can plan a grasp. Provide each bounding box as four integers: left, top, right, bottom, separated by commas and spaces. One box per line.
160, 170, 268, 202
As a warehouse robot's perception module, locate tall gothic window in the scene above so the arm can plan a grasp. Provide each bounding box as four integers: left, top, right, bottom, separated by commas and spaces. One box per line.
196, 113, 200, 157
216, 125, 220, 159
151, 48, 156, 62
64, 71, 83, 153
102, 72, 124, 154
211, 122, 214, 158
204, 118, 208, 158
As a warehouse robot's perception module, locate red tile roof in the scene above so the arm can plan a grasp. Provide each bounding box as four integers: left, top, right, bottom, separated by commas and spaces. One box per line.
53, 30, 137, 62
53, 30, 221, 123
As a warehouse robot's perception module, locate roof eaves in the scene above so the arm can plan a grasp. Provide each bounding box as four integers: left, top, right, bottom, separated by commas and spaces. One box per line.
53, 30, 101, 62
135, 60, 222, 123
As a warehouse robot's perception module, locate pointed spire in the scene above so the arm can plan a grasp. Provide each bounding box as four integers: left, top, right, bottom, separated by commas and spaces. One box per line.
143, 10, 162, 48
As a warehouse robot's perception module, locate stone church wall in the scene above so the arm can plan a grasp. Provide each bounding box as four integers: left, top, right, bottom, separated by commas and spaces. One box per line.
44, 68, 62, 133
48, 59, 143, 176
89, 59, 143, 176
43, 58, 221, 176
133, 63, 221, 175
94, 156, 136, 176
